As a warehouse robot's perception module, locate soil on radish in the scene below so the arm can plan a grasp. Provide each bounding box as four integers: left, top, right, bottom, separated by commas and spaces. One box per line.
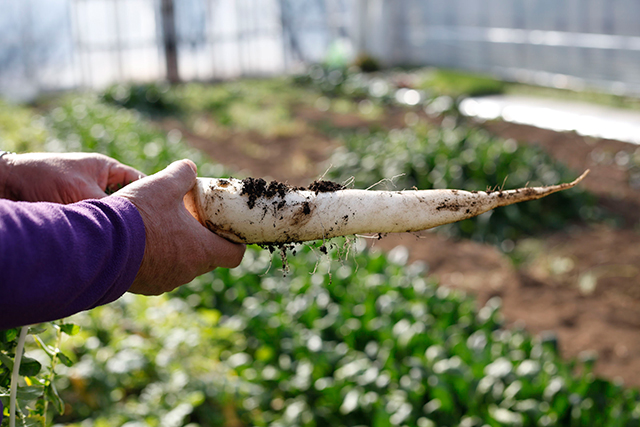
241, 177, 294, 209
236, 177, 350, 268
240, 177, 343, 210
308, 180, 345, 193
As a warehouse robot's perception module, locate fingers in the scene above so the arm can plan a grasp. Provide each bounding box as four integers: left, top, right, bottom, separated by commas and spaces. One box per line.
173, 162, 244, 269
198, 226, 247, 269
177, 160, 245, 268
118, 159, 245, 296
108, 163, 146, 188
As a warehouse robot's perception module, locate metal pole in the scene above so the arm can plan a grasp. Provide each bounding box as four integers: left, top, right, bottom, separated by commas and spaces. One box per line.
161, 0, 180, 83
277, 0, 289, 70
113, 0, 124, 81
67, 0, 85, 88
354, 0, 368, 57
206, 0, 215, 80
235, 0, 244, 76
20, 0, 37, 92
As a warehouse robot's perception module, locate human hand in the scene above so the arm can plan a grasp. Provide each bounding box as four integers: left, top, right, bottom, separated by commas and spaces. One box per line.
115, 159, 246, 295
0, 152, 143, 203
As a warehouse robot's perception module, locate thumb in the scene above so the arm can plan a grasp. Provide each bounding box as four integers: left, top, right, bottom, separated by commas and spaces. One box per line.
147, 159, 198, 198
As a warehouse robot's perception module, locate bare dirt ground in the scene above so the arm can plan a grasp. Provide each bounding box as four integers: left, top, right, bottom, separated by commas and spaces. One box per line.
172, 106, 640, 388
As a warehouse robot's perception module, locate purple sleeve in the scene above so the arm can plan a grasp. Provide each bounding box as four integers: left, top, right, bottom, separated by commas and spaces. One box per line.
0, 196, 146, 330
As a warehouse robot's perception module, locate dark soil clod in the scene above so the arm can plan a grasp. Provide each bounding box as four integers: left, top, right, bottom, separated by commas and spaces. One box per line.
266, 180, 289, 198
240, 178, 292, 209
241, 177, 268, 209
308, 179, 345, 194
240, 177, 345, 209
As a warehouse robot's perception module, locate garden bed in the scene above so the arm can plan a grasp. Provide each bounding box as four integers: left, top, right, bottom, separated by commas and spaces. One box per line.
171, 100, 640, 387
4, 72, 640, 425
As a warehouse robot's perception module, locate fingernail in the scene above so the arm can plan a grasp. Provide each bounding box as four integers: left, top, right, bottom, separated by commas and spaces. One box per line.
183, 159, 197, 174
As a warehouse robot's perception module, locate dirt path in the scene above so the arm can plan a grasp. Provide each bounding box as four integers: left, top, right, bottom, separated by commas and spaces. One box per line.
173, 107, 640, 387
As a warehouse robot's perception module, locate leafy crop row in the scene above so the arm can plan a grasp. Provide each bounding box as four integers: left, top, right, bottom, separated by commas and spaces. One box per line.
103, 79, 315, 138
46, 242, 640, 427
326, 123, 600, 245
292, 65, 502, 112
0, 100, 48, 153
182, 243, 640, 427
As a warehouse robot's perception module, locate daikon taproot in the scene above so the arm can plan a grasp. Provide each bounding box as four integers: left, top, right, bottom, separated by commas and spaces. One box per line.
184, 170, 589, 244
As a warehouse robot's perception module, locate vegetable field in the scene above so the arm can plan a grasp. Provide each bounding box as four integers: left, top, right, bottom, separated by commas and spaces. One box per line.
2, 67, 640, 426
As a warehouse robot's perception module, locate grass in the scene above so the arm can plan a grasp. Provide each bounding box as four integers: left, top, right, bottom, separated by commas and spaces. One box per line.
419, 68, 640, 111
419, 69, 507, 99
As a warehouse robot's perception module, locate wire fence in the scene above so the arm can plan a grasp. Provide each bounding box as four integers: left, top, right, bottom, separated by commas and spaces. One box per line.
377, 0, 640, 95
2, 0, 640, 100
0, 0, 353, 100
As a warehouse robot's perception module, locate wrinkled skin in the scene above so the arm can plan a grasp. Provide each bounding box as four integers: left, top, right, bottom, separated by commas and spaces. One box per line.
0, 152, 143, 203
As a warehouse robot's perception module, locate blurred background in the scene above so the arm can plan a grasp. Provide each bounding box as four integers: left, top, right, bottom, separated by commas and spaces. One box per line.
4, 0, 640, 100
4, 1, 640, 426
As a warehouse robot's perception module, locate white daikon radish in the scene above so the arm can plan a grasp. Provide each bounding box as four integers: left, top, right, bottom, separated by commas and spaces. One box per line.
184, 171, 589, 244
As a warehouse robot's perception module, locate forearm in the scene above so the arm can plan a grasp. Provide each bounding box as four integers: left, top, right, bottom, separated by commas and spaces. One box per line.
0, 196, 146, 329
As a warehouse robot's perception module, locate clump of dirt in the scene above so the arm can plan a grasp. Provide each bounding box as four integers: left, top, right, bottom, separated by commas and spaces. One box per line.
240, 177, 345, 209
265, 180, 289, 198
308, 180, 345, 194
241, 177, 301, 209
241, 177, 268, 209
